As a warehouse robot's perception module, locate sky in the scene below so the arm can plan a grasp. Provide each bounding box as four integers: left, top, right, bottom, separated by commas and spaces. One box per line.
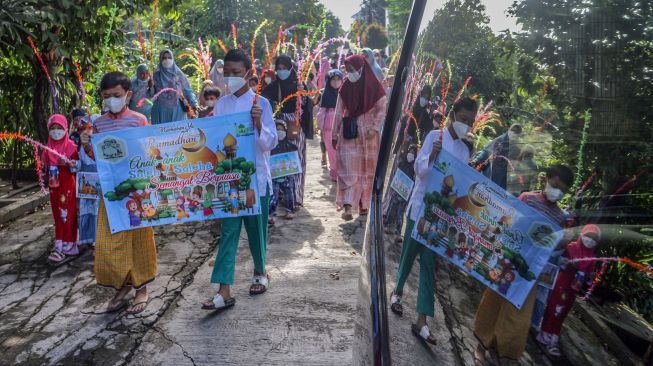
319, 0, 520, 34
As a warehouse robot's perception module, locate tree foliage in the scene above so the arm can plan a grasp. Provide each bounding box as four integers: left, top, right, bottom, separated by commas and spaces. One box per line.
362, 22, 389, 49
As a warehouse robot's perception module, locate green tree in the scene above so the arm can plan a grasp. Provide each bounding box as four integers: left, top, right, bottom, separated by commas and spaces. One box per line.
0, 0, 147, 142
420, 0, 511, 101
362, 22, 389, 49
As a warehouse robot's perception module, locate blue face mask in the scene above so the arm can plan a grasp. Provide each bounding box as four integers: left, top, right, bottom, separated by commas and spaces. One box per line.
277, 69, 291, 80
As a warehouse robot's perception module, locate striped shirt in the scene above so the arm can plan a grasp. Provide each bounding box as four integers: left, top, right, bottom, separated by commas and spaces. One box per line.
93, 108, 149, 133
518, 191, 568, 227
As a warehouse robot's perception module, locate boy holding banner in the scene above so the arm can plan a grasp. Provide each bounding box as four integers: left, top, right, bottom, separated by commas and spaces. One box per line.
473, 164, 574, 364
80, 72, 157, 315
201, 49, 278, 311
389, 97, 478, 345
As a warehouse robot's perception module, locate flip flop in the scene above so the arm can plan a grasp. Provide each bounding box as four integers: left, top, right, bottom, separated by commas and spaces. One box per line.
126, 299, 149, 315
412, 323, 437, 345
201, 294, 236, 311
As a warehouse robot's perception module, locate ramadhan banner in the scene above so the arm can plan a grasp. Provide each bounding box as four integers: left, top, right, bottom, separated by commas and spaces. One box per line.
93, 112, 260, 233
411, 150, 563, 309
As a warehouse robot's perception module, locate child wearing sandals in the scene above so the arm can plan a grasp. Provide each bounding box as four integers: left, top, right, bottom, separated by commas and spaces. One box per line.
44, 114, 80, 265
536, 224, 601, 357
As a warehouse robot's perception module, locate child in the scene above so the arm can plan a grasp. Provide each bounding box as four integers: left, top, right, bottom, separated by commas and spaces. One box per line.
473, 164, 574, 364
536, 224, 601, 357
269, 120, 298, 225
78, 115, 99, 250
198, 85, 221, 118
201, 48, 277, 311
80, 71, 156, 315
44, 114, 80, 265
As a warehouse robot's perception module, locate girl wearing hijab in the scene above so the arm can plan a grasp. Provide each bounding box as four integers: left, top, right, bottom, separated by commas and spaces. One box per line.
535, 224, 601, 357
317, 69, 343, 181
44, 114, 80, 265
129, 64, 154, 121
382, 140, 417, 240
151, 49, 198, 124
332, 54, 387, 220
362, 48, 385, 82
262, 55, 315, 207
209, 59, 227, 93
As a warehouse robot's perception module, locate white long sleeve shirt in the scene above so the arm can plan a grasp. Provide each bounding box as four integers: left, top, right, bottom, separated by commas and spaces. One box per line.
407, 128, 471, 221
213, 88, 278, 193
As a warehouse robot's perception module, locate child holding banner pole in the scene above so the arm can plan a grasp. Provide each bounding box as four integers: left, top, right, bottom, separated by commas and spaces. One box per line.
201, 49, 277, 311
389, 97, 478, 345
80, 72, 156, 315
473, 164, 574, 364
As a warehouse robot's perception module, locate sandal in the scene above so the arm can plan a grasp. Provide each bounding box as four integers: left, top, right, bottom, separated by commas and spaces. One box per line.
201, 294, 236, 311
359, 208, 369, 216
47, 250, 76, 267
285, 212, 295, 220
268, 218, 275, 227
390, 292, 403, 316
126, 299, 149, 315
546, 344, 561, 358
249, 273, 270, 295
411, 323, 437, 345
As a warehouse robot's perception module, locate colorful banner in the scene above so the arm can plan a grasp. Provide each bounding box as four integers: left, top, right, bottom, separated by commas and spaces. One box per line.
411, 150, 562, 309
390, 169, 414, 201
93, 112, 260, 233
76, 172, 101, 200
270, 151, 302, 179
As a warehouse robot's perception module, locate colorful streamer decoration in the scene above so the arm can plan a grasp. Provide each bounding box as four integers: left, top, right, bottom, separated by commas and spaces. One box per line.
93, 3, 118, 91
150, 0, 159, 62
250, 19, 269, 66
231, 23, 238, 49
568, 257, 653, 300
272, 90, 319, 118
26, 36, 59, 113
0, 132, 74, 193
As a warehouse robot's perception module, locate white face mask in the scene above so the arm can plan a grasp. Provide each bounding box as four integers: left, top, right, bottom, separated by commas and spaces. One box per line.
406, 152, 415, 163
264, 77, 272, 84
205, 100, 216, 107
453, 121, 471, 138
104, 95, 127, 114
162, 59, 174, 69
544, 182, 564, 202
331, 80, 343, 89
217, 67, 224, 74
225, 77, 247, 94
277, 130, 287, 141
49, 129, 65, 141
419, 97, 428, 108
581, 235, 598, 249
348, 69, 362, 83
140, 77, 150, 82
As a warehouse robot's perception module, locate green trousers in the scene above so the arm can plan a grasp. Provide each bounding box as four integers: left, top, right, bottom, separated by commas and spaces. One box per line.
394, 217, 436, 317
211, 186, 270, 285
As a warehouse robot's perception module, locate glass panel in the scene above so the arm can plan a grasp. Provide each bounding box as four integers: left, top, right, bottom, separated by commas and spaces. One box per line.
357, 1, 653, 364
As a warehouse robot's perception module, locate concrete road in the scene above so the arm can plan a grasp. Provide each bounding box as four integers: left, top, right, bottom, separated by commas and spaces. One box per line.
0, 140, 364, 365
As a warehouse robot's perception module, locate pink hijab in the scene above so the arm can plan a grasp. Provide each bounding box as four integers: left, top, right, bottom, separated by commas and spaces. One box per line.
45, 114, 77, 166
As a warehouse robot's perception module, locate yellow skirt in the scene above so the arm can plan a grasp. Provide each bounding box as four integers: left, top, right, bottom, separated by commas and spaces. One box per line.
94, 200, 157, 289
473, 288, 537, 360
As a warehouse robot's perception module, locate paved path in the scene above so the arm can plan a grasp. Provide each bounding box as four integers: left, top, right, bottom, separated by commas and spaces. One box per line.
0, 139, 364, 365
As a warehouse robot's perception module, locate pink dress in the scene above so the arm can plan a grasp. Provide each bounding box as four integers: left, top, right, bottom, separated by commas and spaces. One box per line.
333, 96, 387, 211
317, 106, 338, 180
